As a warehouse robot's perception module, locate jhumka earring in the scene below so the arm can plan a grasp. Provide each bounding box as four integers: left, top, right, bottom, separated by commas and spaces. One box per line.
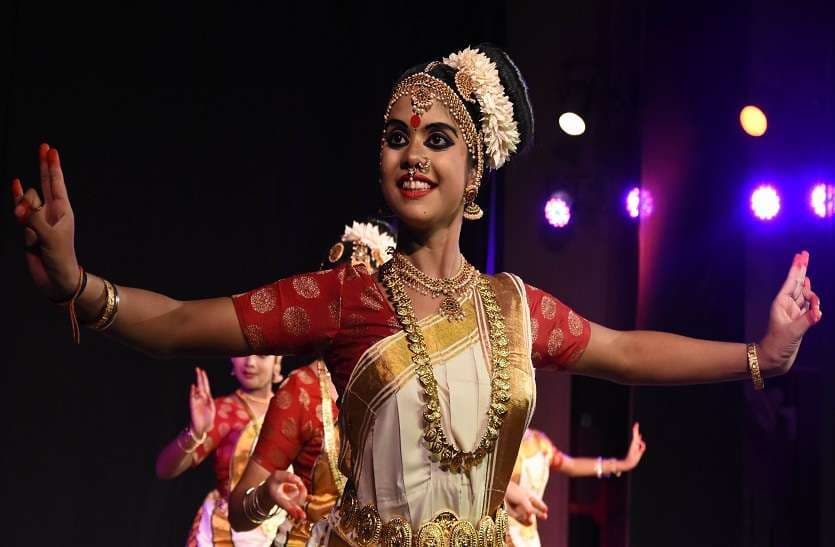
463, 184, 484, 220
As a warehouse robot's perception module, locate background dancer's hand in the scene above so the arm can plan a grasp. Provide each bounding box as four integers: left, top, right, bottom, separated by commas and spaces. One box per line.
189, 367, 215, 437
505, 481, 548, 525
263, 471, 307, 521
11, 143, 81, 302
758, 251, 823, 375
619, 422, 647, 472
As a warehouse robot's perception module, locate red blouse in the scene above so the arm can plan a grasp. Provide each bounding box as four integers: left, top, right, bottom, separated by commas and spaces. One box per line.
192, 394, 253, 497
250, 363, 338, 490
231, 263, 591, 395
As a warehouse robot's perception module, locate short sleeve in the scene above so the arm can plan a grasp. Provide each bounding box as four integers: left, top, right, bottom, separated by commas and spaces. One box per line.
526, 284, 591, 370
231, 265, 346, 355
250, 370, 317, 474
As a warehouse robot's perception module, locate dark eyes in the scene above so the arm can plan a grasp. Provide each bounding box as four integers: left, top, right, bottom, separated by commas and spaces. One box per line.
386, 130, 408, 147
384, 130, 453, 149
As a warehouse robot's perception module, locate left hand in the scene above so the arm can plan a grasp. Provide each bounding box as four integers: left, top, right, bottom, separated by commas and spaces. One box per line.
759, 251, 822, 375
620, 422, 647, 472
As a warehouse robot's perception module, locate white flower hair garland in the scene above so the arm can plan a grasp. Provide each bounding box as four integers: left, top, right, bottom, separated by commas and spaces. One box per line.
442, 47, 521, 170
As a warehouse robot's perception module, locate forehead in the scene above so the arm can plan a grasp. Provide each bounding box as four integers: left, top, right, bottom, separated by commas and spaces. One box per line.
387, 95, 458, 129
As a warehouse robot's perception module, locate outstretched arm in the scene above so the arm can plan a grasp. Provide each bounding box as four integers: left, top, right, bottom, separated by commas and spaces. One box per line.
12, 144, 249, 357
558, 422, 646, 478
573, 252, 821, 385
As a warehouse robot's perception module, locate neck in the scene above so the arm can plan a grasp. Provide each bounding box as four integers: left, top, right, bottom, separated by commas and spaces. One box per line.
239, 384, 272, 400
397, 219, 463, 278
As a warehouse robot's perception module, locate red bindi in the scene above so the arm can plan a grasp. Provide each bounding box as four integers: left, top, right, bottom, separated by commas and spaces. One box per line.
410, 114, 421, 128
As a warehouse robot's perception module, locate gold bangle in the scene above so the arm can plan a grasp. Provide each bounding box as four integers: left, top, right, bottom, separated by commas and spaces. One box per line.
187, 426, 207, 445
175, 431, 199, 454
243, 483, 278, 524
90, 279, 119, 331
746, 343, 764, 391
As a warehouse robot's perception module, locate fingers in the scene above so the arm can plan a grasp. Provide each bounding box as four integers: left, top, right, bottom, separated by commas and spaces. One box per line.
11, 178, 24, 202
39, 143, 53, 202
779, 251, 809, 297
529, 495, 549, 520
201, 368, 213, 399
802, 289, 823, 325
47, 147, 70, 201
14, 186, 50, 238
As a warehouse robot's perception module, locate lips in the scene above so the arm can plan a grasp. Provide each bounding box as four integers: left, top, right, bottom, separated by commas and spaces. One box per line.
397, 173, 437, 199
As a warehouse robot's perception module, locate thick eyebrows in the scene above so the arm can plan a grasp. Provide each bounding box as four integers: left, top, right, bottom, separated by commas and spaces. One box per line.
425, 122, 458, 137
384, 119, 409, 131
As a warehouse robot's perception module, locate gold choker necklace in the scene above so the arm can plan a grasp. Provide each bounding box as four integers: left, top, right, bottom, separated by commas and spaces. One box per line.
391, 253, 478, 321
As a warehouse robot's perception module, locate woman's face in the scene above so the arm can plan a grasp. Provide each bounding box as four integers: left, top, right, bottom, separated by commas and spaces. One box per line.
380, 96, 473, 231
231, 355, 281, 390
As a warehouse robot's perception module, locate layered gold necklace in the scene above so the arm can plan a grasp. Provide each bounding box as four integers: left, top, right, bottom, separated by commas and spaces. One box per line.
391, 253, 479, 322
381, 257, 512, 473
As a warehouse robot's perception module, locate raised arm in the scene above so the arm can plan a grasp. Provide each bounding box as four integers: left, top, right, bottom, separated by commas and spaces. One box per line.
573, 252, 822, 385
155, 367, 216, 479
12, 144, 248, 357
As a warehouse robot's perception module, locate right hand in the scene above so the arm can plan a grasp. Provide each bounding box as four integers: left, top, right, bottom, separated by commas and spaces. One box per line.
190, 367, 216, 436
504, 480, 548, 525
262, 470, 308, 521
11, 143, 81, 302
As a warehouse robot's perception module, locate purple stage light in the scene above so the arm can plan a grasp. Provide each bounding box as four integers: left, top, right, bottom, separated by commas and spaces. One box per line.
626, 187, 653, 219
750, 185, 780, 220
544, 193, 572, 228
810, 183, 835, 219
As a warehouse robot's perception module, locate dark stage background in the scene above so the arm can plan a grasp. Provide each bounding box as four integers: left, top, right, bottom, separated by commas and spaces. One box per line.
3, 1, 833, 546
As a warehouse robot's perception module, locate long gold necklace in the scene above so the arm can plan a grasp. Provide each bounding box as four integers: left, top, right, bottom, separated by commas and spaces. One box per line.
380, 260, 511, 473
392, 253, 479, 321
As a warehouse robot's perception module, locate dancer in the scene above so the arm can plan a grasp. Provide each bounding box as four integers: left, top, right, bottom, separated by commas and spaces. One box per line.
155, 357, 284, 546
228, 220, 396, 546
12, 42, 821, 547
506, 424, 646, 547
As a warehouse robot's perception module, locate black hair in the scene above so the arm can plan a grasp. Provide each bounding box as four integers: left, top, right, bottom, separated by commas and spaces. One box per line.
391, 43, 535, 172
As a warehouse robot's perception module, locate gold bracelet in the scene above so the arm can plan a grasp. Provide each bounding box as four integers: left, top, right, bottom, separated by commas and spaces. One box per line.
90, 279, 120, 331
187, 426, 207, 445
746, 343, 764, 391
175, 431, 199, 454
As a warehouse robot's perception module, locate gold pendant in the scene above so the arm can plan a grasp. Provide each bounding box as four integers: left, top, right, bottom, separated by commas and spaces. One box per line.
439, 296, 465, 321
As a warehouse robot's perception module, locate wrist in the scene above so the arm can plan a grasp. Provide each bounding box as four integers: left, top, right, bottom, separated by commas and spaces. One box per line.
754, 338, 784, 375
256, 481, 274, 508
188, 425, 208, 444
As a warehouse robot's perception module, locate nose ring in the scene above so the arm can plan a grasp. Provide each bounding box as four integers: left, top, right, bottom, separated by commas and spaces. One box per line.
416, 159, 431, 174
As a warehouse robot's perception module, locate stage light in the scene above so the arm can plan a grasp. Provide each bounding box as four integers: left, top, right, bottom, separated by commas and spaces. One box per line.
750, 185, 780, 220
740, 105, 767, 137
810, 182, 835, 219
544, 192, 572, 228
626, 187, 654, 219
558, 112, 586, 136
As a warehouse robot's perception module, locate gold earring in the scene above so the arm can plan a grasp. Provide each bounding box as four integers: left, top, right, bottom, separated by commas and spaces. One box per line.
463, 184, 484, 220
